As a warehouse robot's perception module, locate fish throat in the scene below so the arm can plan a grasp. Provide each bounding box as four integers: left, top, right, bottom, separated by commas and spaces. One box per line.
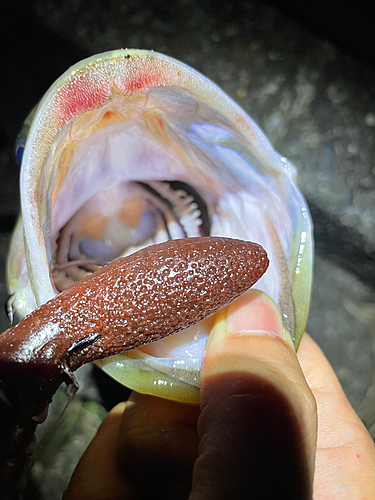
42, 86, 277, 295
52, 179, 211, 292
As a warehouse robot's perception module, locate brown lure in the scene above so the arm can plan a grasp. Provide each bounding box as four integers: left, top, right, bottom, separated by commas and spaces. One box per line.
0, 236, 268, 499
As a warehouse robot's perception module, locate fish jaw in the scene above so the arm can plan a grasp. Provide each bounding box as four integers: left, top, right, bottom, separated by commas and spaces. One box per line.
9, 49, 314, 403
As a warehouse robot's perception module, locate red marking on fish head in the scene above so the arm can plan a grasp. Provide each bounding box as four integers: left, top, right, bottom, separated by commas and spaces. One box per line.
55, 71, 109, 124
121, 68, 165, 94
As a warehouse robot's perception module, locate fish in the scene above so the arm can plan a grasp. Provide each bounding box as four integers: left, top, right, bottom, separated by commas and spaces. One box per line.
6, 50, 313, 408
1, 48, 313, 498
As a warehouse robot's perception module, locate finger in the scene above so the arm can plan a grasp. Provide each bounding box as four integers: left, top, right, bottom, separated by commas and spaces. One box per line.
116, 392, 200, 500
190, 289, 317, 500
298, 333, 375, 499
63, 402, 135, 500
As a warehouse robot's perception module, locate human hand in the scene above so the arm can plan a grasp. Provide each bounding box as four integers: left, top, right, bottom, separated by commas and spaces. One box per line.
64, 290, 375, 499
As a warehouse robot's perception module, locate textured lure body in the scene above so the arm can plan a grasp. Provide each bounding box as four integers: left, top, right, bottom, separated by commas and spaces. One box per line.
0, 236, 268, 499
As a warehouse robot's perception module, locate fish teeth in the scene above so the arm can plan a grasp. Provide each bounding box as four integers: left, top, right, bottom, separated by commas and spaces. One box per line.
5, 294, 16, 324
149, 181, 204, 236
52, 260, 105, 292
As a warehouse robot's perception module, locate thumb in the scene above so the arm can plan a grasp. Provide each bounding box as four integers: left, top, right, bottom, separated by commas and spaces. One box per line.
190, 289, 317, 500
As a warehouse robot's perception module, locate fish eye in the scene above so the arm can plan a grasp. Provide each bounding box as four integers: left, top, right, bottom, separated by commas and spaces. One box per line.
14, 104, 39, 168
15, 138, 26, 167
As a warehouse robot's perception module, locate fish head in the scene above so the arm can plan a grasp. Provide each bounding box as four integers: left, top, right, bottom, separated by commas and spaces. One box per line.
7, 49, 313, 404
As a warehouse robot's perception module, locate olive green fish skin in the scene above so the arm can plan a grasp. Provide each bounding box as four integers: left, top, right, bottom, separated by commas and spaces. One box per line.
0, 236, 268, 499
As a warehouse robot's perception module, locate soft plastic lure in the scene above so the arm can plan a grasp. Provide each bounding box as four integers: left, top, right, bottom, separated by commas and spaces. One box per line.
0, 236, 268, 499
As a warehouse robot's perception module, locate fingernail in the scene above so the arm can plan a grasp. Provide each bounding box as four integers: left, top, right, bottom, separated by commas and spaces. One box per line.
227, 289, 282, 336
205, 289, 294, 355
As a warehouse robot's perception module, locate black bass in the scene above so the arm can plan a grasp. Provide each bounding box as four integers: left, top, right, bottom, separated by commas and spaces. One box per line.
7, 49, 313, 405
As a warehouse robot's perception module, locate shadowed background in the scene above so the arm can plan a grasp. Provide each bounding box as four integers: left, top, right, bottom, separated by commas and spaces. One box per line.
1, 1, 374, 498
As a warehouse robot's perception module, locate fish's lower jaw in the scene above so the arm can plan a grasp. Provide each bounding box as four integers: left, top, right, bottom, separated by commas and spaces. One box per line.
96, 355, 201, 404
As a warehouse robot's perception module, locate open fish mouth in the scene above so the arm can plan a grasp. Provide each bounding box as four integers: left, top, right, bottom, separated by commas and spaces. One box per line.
7, 49, 313, 404
51, 179, 211, 292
